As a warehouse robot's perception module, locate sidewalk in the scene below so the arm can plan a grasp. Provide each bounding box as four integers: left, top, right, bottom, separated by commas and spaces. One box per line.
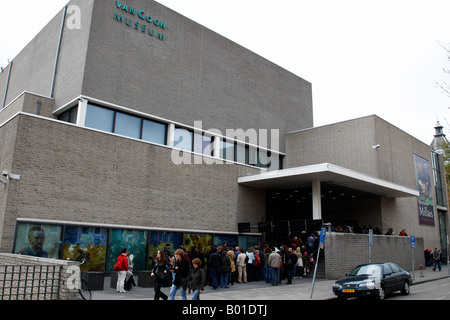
90, 266, 449, 301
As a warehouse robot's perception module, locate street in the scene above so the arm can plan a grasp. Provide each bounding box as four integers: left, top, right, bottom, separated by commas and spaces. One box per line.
390, 276, 450, 300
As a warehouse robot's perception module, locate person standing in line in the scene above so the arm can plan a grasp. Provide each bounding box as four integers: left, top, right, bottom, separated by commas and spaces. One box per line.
207, 247, 222, 290
307, 233, 315, 255
245, 247, 256, 282
294, 247, 303, 278
226, 248, 237, 285
115, 248, 129, 293
432, 248, 442, 271
236, 248, 247, 283
219, 249, 231, 288
187, 258, 206, 300
263, 247, 272, 284
151, 249, 170, 300
268, 249, 281, 286
169, 249, 190, 300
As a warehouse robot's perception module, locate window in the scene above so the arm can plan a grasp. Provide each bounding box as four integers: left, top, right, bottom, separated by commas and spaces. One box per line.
220, 139, 235, 162
235, 143, 248, 165
173, 127, 193, 151
58, 107, 78, 124
194, 133, 214, 156
383, 264, 393, 275
432, 151, 445, 206
85, 104, 114, 132
389, 263, 401, 273
13, 222, 62, 259
142, 119, 166, 145
108, 229, 148, 272
114, 112, 141, 139
62, 226, 108, 272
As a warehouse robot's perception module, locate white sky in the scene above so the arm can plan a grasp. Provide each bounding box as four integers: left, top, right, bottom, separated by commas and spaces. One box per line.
1, 0, 449, 145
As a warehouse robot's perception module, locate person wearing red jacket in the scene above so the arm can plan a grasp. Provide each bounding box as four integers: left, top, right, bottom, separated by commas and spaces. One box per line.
115, 248, 129, 293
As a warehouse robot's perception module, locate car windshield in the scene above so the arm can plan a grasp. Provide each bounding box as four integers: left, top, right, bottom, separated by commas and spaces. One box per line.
348, 264, 382, 276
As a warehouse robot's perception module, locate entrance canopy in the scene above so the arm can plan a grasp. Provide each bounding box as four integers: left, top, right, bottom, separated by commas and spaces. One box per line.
239, 163, 419, 221
238, 163, 419, 198
239, 163, 420, 222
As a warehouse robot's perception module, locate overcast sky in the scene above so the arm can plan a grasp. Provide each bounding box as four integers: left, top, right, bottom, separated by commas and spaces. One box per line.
1, 0, 449, 145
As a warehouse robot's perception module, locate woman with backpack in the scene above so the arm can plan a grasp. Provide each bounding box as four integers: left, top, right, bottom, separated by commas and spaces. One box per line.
114, 248, 129, 293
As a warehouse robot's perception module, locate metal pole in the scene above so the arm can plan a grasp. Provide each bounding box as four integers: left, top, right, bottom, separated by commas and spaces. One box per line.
447, 235, 449, 275
411, 245, 415, 282
310, 247, 321, 299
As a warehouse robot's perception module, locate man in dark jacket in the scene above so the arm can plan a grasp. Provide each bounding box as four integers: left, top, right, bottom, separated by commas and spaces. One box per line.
169, 248, 190, 300
208, 247, 222, 290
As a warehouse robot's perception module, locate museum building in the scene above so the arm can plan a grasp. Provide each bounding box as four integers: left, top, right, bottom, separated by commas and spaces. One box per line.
0, 0, 448, 274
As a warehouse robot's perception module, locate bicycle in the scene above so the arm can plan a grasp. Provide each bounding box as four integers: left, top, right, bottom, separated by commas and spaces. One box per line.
75, 259, 92, 300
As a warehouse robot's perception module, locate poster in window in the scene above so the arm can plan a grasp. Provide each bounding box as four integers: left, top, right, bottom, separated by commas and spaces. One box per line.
148, 231, 183, 266
108, 229, 148, 271
413, 154, 435, 226
183, 233, 213, 257
14, 223, 62, 259
62, 226, 108, 272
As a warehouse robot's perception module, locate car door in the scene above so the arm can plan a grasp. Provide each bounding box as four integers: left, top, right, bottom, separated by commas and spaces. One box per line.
388, 263, 404, 291
382, 263, 396, 294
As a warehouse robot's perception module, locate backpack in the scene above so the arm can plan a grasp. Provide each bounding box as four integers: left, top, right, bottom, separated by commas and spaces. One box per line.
254, 253, 261, 267
113, 258, 123, 271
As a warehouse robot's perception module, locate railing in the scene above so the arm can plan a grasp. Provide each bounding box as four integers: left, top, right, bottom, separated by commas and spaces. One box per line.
0, 265, 62, 300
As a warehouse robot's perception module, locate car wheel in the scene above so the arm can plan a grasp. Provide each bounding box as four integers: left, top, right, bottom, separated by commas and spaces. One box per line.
377, 286, 385, 300
401, 281, 410, 295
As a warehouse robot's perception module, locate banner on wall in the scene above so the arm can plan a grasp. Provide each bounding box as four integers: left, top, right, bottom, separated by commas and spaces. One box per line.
413, 154, 435, 226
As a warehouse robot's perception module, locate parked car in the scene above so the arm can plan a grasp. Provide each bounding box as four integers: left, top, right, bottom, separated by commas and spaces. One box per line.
332, 262, 412, 300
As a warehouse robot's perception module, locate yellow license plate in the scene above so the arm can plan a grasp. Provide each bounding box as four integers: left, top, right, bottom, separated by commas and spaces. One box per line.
342, 289, 355, 293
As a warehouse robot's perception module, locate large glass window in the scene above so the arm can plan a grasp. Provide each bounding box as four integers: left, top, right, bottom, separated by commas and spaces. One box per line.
236, 144, 249, 165
108, 229, 148, 271
142, 119, 167, 145
221, 139, 235, 162
14, 223, 62, 259
85, 104, 114, 132
148, 231, 183, 266
213, 235, 237, 248
194, 133, 213, 156
174, 127, 193, 151
183, 233, 213, 256
114, 112, 141, 139
432, 151, 444, 206
62, 226, 108, 272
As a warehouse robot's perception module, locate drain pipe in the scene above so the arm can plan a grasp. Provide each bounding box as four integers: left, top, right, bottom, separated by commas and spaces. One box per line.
1, 61, 13, 109
50, 5, 68, 98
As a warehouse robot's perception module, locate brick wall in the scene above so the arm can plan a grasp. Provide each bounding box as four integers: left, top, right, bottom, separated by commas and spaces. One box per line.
324, 232, 424, 279
0, 113, 265, 252
0, 253, 79, 300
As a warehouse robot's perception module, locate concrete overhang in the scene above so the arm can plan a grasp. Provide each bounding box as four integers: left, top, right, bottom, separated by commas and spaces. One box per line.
238, 163, 419, 198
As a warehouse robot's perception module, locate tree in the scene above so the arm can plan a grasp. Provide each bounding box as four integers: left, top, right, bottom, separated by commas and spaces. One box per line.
436, 41, 450, 99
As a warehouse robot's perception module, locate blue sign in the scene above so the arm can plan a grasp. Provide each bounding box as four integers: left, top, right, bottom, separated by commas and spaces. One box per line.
410, 235, 416, 248
319, 227, 327, 245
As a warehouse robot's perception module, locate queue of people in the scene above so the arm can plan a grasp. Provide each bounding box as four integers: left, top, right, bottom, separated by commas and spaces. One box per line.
142, 241, 316, 300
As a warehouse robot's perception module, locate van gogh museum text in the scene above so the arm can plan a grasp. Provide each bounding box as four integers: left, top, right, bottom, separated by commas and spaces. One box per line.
114, 1, 166, 41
